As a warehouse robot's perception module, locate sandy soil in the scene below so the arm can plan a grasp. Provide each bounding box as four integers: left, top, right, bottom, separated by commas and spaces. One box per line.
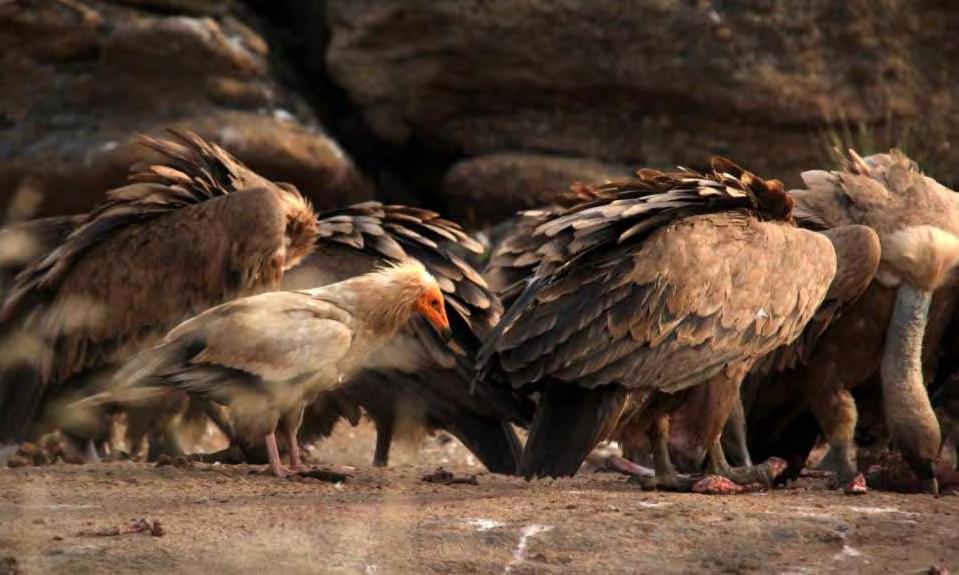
1, 422, 956, 575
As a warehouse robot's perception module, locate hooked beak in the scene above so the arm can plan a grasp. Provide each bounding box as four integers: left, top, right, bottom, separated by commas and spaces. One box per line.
416, 295, 452, 344
438, 326, 453, 343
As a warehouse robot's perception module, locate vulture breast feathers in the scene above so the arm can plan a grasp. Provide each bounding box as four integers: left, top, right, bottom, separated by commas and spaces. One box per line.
479, 158, 837, 396
0, 130, 317, 442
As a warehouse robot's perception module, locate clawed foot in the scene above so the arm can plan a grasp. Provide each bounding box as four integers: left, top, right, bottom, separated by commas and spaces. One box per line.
714, 457, 788, 488
628, 457, 788, 495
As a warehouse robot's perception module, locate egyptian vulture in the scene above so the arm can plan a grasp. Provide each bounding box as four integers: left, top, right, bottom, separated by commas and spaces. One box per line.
99, 261, 451, 477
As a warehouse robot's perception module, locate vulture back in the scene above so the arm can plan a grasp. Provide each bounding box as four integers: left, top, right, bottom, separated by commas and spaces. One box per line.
479, 157, 834, 397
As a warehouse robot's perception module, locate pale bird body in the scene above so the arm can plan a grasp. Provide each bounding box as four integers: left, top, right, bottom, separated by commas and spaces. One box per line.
106, 261, 450, 477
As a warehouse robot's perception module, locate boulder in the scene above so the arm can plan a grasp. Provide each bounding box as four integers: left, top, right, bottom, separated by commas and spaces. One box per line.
0, 0, 370, 220
327, 0, 959, 223
443, 152, 629, 229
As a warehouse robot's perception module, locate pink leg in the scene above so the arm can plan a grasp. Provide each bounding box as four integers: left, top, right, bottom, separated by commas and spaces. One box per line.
265, 432, 291, 478
606, 455, 655, 478
282, 419, 302, 470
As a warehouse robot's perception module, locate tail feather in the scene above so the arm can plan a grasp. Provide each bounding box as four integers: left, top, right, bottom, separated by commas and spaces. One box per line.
518, 383, 627, 479
73, 340, 190, 409
0, 363, 44, 443
445, 416, 523, 475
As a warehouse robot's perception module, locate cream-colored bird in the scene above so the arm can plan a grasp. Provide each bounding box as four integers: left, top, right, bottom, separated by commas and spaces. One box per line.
94, 260, 451, 477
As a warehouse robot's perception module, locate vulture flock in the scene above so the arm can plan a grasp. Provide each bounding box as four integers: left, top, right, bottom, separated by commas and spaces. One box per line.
1, 130, 958, 497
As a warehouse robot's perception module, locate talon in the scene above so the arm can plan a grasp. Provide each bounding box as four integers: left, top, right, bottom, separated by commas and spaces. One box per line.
764, 457, 789, 481
844, 473, 868, 495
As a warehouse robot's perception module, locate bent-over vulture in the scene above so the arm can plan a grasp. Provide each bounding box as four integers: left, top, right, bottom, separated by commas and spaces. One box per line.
744, 150, 959, 494
281, 202, 532, 473
96, 261, 452, 477
0, 130, 318, 456
478, 158, 836, 490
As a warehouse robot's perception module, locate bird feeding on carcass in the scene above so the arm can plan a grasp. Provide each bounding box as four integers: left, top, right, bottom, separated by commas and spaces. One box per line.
0, 130, 318, 461
89, 261, 451, 477
744, 150, 959, 494
478, 158, 837, 492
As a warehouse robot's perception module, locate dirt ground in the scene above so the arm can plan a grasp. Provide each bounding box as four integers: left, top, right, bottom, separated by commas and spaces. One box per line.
1, 422, 956, 575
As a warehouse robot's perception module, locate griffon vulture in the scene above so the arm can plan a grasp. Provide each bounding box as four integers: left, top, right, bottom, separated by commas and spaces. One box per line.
96, 261, 451, 477
744, 150, 959, 494
280, 202, 532, 474
478, 158, 836, 491
0, 131, 318, 457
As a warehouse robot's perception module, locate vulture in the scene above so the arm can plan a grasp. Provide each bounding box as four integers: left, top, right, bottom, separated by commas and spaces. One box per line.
280, 203, 532, 473
0, 216, 82, 301
94, 261, 452, 477
0, 131, 318, 458
478, 158, 836, 491
744, 150, 959, 494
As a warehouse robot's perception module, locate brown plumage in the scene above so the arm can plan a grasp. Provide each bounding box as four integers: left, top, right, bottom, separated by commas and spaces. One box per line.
282, 202, 532, 473
478, 158, 836, 486
485, 183, 606, 309
745, 150, 959, 494
0, 130, 318, 449
97, 261, 451, 477
0, 215, 82, 301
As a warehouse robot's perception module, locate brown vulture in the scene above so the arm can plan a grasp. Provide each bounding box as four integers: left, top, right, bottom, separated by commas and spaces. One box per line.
478, 158, 836, 490
279, 202, 533, 474
93, 261, 451, 477
744, 150, 959, 494
0, 131, 318, 458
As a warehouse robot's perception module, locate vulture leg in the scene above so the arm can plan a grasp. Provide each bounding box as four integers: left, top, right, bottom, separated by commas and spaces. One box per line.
721, 396, 753, 467
274, 404, 307, 471
881, 284, 941, 495
372, 414, 395, 468
632, 416, 699, 491
704, 439, 786, 487
264, 431, 293, 478
605, 455, 655, 478
805, 382, 861, 491
84, 439, 101, 464
281, 417, 303, 471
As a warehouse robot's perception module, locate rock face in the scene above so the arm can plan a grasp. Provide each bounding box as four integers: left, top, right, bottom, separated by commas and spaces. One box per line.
4, 1, 958, 228
327, 0, 959, 225
443, 153, 629, 228
0, 0, 369, 220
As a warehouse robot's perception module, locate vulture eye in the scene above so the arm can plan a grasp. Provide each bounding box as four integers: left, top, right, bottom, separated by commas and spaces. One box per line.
431, 299, 442, 310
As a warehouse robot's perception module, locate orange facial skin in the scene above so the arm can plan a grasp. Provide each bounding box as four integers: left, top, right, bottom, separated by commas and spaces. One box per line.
416, 285, 452, 342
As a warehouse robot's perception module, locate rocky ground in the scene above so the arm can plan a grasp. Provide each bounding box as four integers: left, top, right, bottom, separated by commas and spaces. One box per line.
1, 422, 956, 575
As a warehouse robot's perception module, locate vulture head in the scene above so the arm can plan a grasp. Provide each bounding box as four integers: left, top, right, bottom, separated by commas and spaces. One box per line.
275, 183, 319, 271
364, 260, 452, 342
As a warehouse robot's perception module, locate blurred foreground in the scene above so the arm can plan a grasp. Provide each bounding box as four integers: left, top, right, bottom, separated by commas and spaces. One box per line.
1, 421, 956, 575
